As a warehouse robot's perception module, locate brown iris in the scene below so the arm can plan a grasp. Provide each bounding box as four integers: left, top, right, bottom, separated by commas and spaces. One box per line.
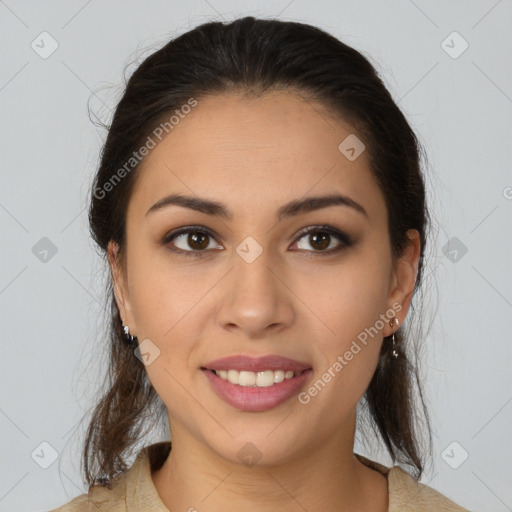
308, 232, 330, 251
187, 231, 209, 250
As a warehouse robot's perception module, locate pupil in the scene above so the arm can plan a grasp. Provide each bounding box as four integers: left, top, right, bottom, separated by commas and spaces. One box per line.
311, 232, 329, 250
189, 232, 208, 250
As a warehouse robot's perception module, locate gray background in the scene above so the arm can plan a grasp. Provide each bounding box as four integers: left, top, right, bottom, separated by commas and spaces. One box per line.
1, 1, 511, 511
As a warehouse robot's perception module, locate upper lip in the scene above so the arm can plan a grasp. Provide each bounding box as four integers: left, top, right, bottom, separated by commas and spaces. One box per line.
203, 355, 312, 373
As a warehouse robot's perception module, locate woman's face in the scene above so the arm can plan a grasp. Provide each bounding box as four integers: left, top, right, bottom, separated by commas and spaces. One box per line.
109, 90, 419, 465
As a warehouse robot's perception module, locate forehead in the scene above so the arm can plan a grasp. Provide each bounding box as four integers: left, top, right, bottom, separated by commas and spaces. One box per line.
128, 91, 386, 222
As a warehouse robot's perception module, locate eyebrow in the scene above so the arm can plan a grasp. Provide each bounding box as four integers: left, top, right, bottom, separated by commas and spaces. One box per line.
145, 193, 368, 221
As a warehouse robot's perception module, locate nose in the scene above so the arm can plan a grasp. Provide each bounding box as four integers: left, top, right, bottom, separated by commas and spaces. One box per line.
216, 248, 295, 339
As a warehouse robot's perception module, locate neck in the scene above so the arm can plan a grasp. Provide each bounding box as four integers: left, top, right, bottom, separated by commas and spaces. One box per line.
151, 415, 388, 512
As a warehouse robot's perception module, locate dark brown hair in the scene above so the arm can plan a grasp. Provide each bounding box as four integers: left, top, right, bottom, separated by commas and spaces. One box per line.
83, 16, 433, 488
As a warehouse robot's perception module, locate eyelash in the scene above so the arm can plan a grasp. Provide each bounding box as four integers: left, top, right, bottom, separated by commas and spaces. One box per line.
160, 225, 353, 259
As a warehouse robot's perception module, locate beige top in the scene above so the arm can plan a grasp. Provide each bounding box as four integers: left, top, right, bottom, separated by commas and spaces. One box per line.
50, 441, 470, 511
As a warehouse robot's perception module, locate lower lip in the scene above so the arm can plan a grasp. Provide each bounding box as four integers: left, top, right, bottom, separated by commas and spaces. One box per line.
202, 368, 313, 412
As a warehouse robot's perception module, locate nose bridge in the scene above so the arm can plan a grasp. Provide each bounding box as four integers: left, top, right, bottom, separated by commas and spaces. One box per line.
234, 240, 274, 295
217, 239, 295, 336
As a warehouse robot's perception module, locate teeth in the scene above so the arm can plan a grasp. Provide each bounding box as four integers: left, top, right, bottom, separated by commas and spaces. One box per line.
274, 370, 285, 383
227, 369, 239, 385
238, 371, 256, 386
216, 369, 297, 387
256, 370, 274, 387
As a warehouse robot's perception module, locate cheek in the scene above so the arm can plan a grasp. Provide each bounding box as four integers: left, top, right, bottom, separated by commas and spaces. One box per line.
126, 253, 205, 418
298, 247, 392, 399
125, 248, 219, 399
127, 241, 207, 337
307, 252, 391, 343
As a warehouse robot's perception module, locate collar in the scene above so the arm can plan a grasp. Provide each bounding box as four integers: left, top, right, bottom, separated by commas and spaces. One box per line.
88, 441, 467, 511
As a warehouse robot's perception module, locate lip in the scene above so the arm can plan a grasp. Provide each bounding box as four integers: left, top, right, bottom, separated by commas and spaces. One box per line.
201, 355, 313, 412
203, 354, 312, 373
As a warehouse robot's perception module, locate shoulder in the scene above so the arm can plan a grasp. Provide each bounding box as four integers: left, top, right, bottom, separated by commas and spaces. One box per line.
48, 442, 171, 512
355, 453, 471, 512
47, 481, 127, 512
47, 487, 125, 511
47, 453, 145, 511
387, 465, 471, 511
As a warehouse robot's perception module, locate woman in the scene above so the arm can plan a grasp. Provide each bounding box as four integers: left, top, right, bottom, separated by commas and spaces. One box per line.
52, 16, 470, 512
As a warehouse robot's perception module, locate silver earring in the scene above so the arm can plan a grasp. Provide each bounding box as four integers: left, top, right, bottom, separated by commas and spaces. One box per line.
389, 317, 399, 359
123, 324, 137, 345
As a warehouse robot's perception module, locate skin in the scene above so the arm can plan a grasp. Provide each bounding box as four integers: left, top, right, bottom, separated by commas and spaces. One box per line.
108, 90, 420, 512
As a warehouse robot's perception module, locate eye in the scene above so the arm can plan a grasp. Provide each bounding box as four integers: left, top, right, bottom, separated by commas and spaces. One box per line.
291, 225, 352, 257
162, 226, 221, 257
161, 225, 352, 258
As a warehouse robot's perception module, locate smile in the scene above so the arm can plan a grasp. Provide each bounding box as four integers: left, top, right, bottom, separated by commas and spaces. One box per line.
212, 369, 300, 387
201, 354, 313, 411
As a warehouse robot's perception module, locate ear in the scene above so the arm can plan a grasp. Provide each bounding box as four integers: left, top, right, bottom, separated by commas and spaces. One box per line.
107, 240, 137, 336
384, 229, 421, 336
